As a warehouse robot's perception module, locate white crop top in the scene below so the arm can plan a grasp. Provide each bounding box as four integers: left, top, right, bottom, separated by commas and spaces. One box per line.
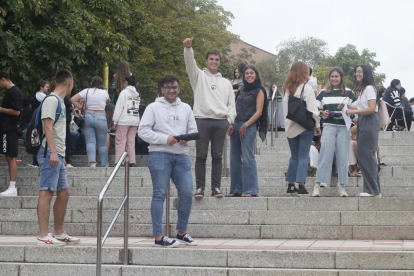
79, 88, 109, 111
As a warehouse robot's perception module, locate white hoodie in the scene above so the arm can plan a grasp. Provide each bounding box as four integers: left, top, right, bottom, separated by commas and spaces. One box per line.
138, 97, 198, 155
184, 47, 236, 124
113, 86, 140, 126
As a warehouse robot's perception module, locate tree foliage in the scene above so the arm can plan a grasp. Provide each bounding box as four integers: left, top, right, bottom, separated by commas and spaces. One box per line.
0, 0, 237, 104
316, 44, 386, 89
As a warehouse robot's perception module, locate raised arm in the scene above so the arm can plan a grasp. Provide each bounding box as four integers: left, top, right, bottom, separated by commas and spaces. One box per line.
183, 37, 200, 89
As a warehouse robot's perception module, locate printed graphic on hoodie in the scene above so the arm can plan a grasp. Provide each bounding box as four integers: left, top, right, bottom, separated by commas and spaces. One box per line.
126, 96, 140, 117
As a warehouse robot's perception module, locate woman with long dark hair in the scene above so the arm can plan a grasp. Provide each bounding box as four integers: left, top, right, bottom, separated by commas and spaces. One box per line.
312, 68, 357, 197
282, 62, 321, 195
226, 65, 267, 197
339, 65, 381, 197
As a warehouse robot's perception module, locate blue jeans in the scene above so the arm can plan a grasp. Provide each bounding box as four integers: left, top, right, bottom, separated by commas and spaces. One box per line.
286, 129, 314, 183
37, 147, 68, 192
70, 130, 86, 154
83, 111, 108, 166
230, 120, 259, 195
148, 152, 193, 236
316, 125, 350, 185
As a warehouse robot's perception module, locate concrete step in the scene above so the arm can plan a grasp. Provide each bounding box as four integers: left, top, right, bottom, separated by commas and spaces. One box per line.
3, 264, 414, 276
1, 243, 414, 270
3, 196, 414, 212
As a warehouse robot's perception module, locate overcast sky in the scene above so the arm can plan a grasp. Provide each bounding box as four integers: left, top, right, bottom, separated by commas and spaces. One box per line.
217, 0, 414, 98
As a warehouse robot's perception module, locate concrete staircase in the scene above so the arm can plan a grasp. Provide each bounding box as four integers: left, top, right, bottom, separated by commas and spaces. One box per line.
0, 131, 413, 275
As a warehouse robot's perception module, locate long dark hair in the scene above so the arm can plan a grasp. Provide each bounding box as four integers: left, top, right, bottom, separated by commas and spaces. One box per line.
353, 65, 379, 102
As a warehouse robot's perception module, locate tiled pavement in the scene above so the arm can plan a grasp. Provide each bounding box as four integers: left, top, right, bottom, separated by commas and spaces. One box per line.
1, 235, 413, 251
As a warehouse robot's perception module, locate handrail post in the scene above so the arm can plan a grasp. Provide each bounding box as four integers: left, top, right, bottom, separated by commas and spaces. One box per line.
96, 152, 130, 276
222, 137, 228, 177
165, 183, 171, 237
274, 97, 279, 138
96, 199, 103, 276
270, 99, 274, 147
123, 156, 130, 265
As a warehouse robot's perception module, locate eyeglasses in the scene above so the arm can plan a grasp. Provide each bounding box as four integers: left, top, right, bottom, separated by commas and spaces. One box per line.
163, 86, 179, 91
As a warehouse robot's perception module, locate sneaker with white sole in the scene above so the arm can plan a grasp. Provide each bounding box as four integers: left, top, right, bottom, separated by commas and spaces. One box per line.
37, 234, 66, 247
176, 233, 198, 246
52, 231, 80, 244
338, 184, 348, 197
312, 184, 321, 197
154, 236, 179, 248
319, 183, 328, 188
66, 164, 74, 168
27, 164, 39, 168
359, 192, 381, 198
0, 187, 17, 197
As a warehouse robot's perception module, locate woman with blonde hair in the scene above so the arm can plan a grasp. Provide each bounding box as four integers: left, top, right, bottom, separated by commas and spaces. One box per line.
312, 67, 357, 197
282, 62, 321, 195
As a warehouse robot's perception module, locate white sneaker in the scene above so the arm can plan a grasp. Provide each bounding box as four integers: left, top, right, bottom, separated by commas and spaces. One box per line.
27, 164, 38, 168
319, 183, 328, 188
66, 164, 74, 168
37, 233, 66, 247
0, 187, 17, 197
52, 231, 80, 244
89, 162, 96, 168
312, 184, 321, 197
359, 192, 381, 198
338, 184, 348, 197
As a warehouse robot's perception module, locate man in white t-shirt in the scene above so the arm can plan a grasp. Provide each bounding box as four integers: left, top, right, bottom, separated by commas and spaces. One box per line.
36, 69, 80, 246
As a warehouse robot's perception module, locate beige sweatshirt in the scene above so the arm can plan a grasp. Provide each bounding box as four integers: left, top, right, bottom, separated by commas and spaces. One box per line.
184, 47, 236, 124
282, 83, 320, 138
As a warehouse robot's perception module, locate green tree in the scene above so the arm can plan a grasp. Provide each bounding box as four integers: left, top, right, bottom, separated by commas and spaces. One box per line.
317, 44, 386, 89
274, 37, 328, 91
255, 58, 277, 90
0, 0, 237, 105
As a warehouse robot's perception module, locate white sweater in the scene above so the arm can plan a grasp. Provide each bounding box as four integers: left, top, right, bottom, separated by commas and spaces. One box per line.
283, 83, 320, 138
184, 47, 236, 124
113, 86, 140, 126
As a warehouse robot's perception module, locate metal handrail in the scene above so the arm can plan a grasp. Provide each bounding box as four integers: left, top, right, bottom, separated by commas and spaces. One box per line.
222, 137, 228, 177
96, 152, 130, 276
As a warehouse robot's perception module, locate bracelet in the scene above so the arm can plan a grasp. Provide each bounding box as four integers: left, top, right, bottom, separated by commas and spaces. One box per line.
242, 123, 248, 128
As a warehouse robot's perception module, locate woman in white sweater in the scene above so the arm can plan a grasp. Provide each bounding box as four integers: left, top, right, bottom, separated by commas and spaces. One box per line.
282, 62, 321, 195
113, 75, 140, 166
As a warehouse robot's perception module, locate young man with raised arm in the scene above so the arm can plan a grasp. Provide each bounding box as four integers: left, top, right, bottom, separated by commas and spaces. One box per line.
183, 37, 236, 198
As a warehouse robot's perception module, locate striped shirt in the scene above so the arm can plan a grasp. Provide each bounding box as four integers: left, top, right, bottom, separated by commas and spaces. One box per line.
316, 89, 357, 126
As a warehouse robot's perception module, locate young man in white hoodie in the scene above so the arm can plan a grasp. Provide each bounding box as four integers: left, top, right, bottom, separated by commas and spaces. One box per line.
113, 75, 140, 166
183, 37, 236, 198
138, 75, 198, 247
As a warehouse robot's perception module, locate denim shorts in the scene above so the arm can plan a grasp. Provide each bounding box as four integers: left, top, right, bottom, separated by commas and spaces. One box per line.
37, 147, 68, 192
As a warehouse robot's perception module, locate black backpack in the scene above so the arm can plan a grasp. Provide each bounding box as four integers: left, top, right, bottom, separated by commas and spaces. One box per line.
26, 94, 62, 156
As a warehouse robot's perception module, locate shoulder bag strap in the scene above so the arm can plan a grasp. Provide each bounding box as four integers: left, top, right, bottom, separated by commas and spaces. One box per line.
300, 82, 308, 100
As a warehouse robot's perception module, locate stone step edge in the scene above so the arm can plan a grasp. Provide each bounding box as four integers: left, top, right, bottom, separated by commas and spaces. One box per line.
3, 246, 414, 270
2, 263, 414, 276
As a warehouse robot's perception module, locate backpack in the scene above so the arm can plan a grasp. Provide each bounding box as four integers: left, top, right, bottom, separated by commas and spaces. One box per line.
25, 94, 62, 156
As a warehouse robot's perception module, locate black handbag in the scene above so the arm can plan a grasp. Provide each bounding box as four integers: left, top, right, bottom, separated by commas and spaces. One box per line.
286, 83, 316, 130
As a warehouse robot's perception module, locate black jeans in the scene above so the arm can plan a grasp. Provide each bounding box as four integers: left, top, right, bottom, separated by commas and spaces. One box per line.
195, 118, 229, 190
387, 108, 413, 131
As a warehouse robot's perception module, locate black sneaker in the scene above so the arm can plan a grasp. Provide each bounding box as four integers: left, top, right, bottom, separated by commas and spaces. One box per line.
154, 236, 179, 248
194, 188, 204, 198
212, 188, 224, 198
176, 233, 198, 246
298, 185, 309, 195
286, 184, 299, 193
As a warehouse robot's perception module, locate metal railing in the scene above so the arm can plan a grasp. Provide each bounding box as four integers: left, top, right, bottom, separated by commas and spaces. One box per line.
222, 137, 229, 177
96, 152, 130, 276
